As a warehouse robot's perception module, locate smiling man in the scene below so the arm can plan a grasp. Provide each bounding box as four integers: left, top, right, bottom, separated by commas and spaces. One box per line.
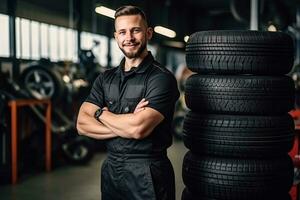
76, 5, 179, 200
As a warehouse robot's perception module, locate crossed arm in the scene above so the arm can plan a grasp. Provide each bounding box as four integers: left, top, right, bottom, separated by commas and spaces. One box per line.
76, 99, 164, 140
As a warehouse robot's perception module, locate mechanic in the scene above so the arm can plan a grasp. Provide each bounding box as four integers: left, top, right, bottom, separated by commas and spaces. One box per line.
76, 5, 179, 200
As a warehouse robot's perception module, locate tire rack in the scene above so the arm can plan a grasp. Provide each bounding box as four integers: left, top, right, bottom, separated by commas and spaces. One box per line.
8, 99, 52, 184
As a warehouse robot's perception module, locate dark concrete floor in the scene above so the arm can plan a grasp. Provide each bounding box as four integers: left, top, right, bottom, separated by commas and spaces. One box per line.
0, 138, 188, 200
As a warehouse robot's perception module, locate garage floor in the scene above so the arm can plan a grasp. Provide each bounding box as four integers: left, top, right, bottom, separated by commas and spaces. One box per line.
0, 138, 188, 200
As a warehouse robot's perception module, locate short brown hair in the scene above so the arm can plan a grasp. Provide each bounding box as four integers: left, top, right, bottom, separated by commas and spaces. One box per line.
114, 5, 148, 26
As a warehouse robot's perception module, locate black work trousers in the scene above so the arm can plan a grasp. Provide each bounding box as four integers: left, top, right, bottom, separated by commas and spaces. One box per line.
101, 152, 175, 200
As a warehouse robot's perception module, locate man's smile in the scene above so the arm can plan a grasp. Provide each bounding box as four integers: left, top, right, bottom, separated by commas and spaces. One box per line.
123, 43, 139, 48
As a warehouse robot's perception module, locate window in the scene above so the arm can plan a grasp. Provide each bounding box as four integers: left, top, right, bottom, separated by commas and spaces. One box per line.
31, 21, 40, 59
20, 18, 30, 59
40, 23, 49, 58
66, 28, 78, 62
49, 25, 59, 61
110, 38, 123, 67
16, 18, 40, 60
81, 32, 108, 67
58, 27, 66, 60
2, 14, 157, 66
0, 14, 9, 57
15, 18, 78, 62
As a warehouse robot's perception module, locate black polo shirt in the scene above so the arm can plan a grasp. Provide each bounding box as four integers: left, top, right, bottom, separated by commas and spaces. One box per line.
85, 52, 179, 154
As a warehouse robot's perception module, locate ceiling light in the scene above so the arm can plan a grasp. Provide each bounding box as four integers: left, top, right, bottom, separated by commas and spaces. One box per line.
184, 35, 189, 42
154, 26, 176, 38
95, 6, 115, 19
267, 24, 277, 32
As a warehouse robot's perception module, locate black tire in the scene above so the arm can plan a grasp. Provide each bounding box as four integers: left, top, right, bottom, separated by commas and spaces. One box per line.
182, 152, 294, 200
61, 135, 94, 165
185, 74, 294, 115
181, 187, 291, 200
182, 188, 216, 200
181, 188, 192, 200
183, 112, 295, 157
185, 30, 294, 75
20, 64, 65, 101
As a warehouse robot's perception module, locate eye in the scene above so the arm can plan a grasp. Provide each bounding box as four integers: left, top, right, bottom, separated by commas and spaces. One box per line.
133, 28, 141, 33
119, 31, 126, 35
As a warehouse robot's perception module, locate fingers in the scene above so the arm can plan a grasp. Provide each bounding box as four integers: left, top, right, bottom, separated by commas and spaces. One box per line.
102, 107, 109, 111
138, 98, 146, 104
137, 101, 149, 108
134, 98, 149, 113
136, 99, 149, 109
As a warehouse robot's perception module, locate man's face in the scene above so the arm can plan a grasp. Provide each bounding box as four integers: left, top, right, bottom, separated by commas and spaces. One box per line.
114, 15, 152, 59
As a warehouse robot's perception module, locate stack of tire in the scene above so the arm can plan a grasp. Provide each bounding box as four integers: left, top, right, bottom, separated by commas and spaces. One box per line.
181, 30, 295, 200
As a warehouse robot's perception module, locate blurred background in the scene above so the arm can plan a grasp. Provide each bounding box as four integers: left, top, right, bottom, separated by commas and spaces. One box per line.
1, 0, 300, 199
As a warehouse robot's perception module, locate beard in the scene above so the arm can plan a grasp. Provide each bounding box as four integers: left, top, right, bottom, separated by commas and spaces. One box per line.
119, 41, 147, 59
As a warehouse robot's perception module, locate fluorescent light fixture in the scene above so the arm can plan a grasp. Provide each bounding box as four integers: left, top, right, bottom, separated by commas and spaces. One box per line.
95, 6, 115, 19
154, 26, 176, 38
184, 35, 189, 42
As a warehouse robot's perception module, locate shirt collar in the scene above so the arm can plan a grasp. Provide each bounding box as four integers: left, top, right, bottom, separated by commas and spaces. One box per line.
115, 51, 154, 75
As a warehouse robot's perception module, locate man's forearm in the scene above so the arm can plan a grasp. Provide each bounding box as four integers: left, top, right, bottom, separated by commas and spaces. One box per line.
99, 110, 141, 139
78, 131, 117, 140
77, 114, 119, 140
96, 99, 161, 139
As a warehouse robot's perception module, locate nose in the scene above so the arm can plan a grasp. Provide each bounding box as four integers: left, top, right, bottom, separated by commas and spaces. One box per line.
125, 31, 134, 41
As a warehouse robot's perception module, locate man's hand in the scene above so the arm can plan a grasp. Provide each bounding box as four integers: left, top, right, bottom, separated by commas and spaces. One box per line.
134, 98, 149, 113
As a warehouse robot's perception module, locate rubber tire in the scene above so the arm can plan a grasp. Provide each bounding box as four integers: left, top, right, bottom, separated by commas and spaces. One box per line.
182, 188, 216, 200
61, 133, 94, 165
183, 112, 295, 157
182, 152, 294, 200
181, 187, 291, 200
185, 74, 294, 115
185, 30, 294, 75
20, 64, 65, 102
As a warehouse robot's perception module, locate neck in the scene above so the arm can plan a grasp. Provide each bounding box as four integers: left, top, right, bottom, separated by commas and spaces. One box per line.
124, 50, 148, 71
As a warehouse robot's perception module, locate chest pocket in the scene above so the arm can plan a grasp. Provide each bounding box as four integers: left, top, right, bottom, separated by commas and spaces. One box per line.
124, 85, 145, 113
124, 85, 145, 100
124, 68, 156, 113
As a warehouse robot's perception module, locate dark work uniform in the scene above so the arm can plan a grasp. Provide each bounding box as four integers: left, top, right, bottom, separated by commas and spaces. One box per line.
85, 52, 179, 200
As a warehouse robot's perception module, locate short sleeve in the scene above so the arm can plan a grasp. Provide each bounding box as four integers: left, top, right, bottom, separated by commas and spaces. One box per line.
85, 73, 105, 108
145, 72, 179, 118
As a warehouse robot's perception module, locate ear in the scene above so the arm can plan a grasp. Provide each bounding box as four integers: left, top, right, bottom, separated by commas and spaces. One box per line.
146, 27, 153, 40
114, 31, 117, 40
